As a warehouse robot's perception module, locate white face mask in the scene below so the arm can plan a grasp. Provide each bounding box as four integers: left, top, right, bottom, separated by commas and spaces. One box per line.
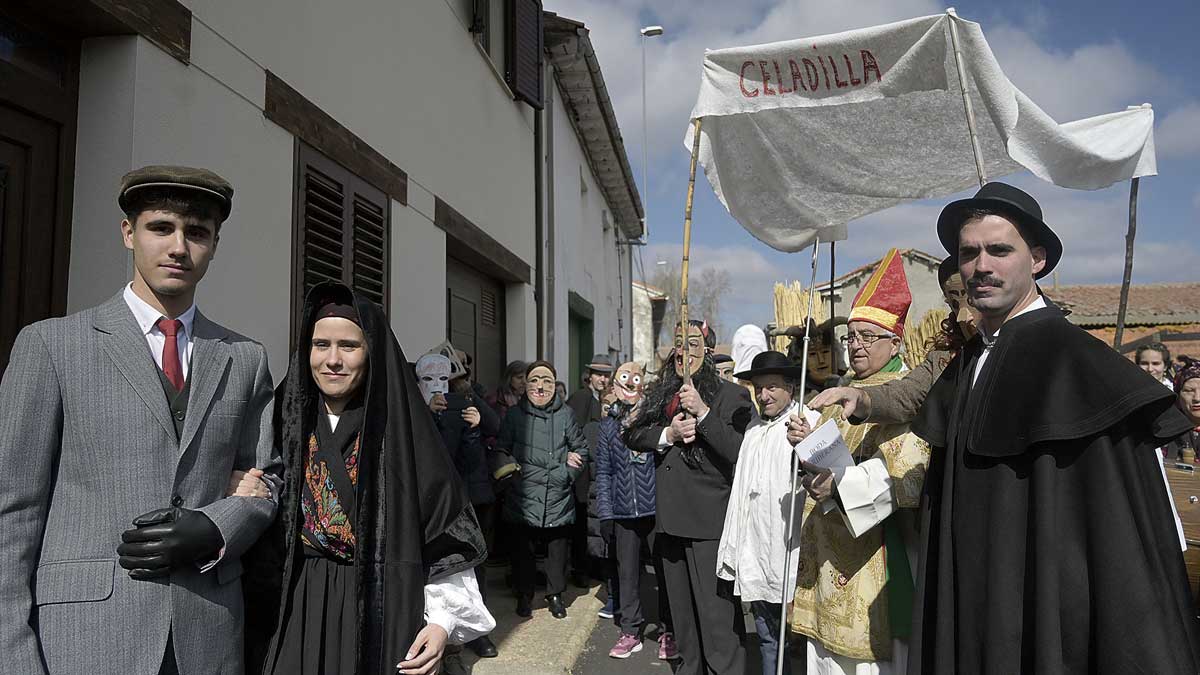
415, 354, 452, 404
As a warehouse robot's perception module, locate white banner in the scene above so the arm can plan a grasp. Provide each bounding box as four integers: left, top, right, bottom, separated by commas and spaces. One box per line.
688, 13, 1157, 252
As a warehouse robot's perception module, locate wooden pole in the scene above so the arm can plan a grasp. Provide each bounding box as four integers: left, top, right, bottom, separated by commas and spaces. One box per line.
828, 241, 836, 367
777, 235, 821, 675
947, 8, 987, 188
1114, 177, 1140, 349
680, 117, 703, 383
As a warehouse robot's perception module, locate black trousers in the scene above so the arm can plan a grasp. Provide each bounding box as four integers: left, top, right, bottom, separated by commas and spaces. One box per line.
570, 500, 590, 576
612, 516, 674, 636
659, 533, 746, 675
510, 523, 570, 596
473, 502, 497, 604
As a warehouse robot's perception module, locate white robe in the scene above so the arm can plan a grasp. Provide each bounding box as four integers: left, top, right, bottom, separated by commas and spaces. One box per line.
716, 401, 818, 604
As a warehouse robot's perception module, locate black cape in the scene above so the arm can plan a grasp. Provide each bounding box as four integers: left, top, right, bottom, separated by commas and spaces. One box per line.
244, 283, 485, 673
908, 303, 1200, 674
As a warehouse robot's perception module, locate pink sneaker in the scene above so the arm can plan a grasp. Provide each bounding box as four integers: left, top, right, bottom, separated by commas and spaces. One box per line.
609, 633, 643, 659
658, 632, 680, 661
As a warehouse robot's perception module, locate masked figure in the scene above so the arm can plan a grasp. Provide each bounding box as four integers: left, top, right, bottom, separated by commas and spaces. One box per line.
497, 360, 590, 620
595, 362, 680, 659
624, 320, 755, 675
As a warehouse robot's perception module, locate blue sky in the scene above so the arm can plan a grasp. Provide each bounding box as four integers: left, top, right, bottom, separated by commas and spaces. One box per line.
544, 0, 1200, 334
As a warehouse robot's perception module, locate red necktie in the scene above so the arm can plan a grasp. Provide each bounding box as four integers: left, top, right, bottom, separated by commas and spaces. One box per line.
157, 318, 184, 391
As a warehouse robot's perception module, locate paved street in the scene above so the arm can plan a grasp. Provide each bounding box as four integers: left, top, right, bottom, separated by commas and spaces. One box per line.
572, 563, 805, 675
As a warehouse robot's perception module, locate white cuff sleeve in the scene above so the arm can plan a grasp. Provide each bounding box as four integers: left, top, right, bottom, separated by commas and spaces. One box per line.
657, 428, 672, 451
831, 458, 895, 538
423, 568, 496, 645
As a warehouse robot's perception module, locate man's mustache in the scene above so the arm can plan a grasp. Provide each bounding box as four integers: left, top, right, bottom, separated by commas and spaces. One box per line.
967, 274, 1003, 289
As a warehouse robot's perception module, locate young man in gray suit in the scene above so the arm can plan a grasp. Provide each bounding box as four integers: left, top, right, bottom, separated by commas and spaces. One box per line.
0, 166, 280, 675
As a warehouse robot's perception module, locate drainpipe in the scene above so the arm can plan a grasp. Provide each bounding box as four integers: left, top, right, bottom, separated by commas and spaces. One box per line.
534, 104, 545, 360
545, 63, 556, 365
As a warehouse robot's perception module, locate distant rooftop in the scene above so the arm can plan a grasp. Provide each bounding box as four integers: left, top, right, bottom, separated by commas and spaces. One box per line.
1046, 283, 1200, 327
815, 248, 943, 290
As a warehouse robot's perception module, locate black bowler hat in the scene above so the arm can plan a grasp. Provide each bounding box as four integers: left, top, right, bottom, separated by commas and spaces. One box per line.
712, 353, 734, 365
733, 351, 806, 381
936, 182, 1062, 279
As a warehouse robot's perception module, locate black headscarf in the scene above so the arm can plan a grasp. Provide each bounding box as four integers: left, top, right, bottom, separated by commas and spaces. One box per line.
247, 282, 485, 673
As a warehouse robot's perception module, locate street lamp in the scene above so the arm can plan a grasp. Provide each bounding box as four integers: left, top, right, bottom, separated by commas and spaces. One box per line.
640, 25, 664, 240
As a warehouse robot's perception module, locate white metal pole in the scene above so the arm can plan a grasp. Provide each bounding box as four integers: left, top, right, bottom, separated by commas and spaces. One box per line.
641, 32, 649, 238
776, 234, 821, 675
946, 8, 987, 188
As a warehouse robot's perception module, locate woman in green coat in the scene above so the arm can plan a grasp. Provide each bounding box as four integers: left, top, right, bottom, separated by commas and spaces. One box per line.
497, 360, 588, 619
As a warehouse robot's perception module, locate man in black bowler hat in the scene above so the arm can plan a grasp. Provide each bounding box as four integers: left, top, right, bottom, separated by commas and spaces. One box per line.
0, 165, 280, 675
907, 182, 1199, 673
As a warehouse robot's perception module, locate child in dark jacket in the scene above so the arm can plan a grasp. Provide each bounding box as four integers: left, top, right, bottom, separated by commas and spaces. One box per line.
593, 362, 679, 661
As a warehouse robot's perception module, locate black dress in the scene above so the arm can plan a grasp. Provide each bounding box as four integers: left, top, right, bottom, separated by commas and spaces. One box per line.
270, 404, 364, 675
244, 282, 486, 675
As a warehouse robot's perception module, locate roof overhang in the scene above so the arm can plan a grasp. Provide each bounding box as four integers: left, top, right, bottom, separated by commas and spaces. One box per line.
544, 12, 644, 239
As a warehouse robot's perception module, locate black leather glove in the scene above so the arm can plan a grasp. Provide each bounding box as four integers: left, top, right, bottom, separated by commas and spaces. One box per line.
117, 507, 224, 580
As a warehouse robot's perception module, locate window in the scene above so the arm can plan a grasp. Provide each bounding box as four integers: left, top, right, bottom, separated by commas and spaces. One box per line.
468, 0, 543, 109
292, 141, 390, 336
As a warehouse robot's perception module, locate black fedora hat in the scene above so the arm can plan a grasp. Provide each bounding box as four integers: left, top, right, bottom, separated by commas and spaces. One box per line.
733, 351, 806, 381
936, 182, 1062, 279
937, 256, 957, 289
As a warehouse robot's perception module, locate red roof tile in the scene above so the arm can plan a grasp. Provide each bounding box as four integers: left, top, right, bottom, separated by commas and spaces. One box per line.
1046, 283, 1200, 326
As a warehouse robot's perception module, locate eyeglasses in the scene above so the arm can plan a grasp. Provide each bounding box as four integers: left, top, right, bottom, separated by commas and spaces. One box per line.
839, 332, 890, 346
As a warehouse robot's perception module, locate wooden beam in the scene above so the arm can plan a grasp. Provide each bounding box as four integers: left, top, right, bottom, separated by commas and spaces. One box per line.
15, 0, 190, 63
434, 197, 531, 285
265, 71, 407, 205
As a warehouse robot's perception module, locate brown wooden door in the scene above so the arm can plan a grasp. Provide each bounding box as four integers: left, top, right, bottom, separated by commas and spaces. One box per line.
446, 256, 506, 391
0, 9, 78, 376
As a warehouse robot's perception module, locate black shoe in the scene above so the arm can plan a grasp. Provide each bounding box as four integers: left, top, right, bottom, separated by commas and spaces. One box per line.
467, 636, 498, 658
547, 593, 567, 619
516, 594, 532, 618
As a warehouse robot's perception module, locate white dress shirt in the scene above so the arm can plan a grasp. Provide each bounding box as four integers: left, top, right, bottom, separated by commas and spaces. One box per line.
972, 295, 1047, 386
123, 283, 197, 380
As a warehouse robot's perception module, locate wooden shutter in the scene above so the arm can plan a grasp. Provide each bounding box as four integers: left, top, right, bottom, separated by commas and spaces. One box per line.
292, 142, 390, 340
352, 195, 387, 306
481, 287, 498, 327
506, 0, 543, 109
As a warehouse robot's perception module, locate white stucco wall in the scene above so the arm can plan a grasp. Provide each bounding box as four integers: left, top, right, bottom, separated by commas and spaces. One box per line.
390, 191, 446, 357
69, 35, 295, 377
68, 1, 543, 379
180, 0, 535, 265
548, 75, 634, 373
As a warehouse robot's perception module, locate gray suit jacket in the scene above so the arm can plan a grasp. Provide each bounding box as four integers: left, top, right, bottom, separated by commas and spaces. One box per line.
0, 292, 280, 675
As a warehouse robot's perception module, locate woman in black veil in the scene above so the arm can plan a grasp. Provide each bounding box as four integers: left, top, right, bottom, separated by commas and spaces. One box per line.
241, 282, 489, 674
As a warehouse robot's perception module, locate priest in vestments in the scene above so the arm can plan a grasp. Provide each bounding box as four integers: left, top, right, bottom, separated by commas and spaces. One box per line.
790, 249, 931, 675
909, 182, 1200, 674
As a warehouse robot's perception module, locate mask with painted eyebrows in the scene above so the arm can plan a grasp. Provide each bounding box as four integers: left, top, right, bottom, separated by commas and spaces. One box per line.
673, 324, 709, 378
611, 362, 644, 405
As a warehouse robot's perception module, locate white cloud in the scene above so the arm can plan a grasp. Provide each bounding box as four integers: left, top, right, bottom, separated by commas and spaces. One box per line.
985, 25, 1169, 123
642, 240, 796, 335
1156, 103, 1200, 159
